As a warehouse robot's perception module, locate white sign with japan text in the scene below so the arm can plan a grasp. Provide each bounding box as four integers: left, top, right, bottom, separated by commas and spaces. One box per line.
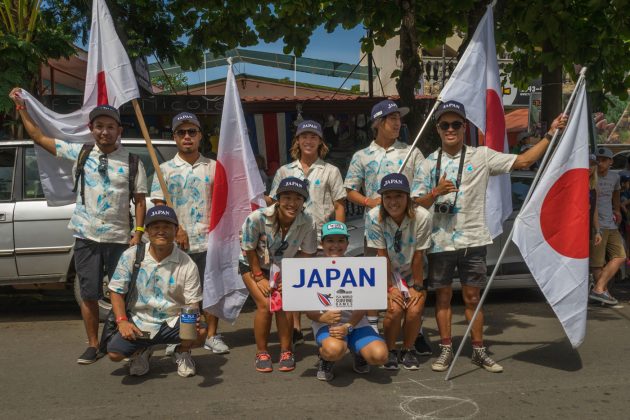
281, 257, 387, 311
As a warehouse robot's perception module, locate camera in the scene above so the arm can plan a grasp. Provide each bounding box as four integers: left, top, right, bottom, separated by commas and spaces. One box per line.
434, 202, 455, 214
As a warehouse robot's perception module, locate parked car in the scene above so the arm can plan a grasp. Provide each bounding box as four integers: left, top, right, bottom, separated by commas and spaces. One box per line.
0, 139, 177, 319
345, 170, 537, 289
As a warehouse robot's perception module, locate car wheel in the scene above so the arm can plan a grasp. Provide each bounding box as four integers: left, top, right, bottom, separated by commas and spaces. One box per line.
73, 275, 112, 321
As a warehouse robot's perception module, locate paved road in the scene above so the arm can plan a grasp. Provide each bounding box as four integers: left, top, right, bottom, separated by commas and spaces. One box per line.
1, 284, 629, 420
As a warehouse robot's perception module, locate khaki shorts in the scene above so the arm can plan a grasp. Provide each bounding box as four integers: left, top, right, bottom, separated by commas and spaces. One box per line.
590, 228, 626, 268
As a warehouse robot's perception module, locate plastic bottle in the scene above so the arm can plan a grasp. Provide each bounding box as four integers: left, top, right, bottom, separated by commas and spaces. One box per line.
179, 305, 199, 340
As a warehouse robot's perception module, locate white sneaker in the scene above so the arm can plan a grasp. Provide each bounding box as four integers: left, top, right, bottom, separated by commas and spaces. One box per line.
173, 351, 196, 377
128, 347, 153, 376
164, 343, 178, 357
204, 334, 230, 354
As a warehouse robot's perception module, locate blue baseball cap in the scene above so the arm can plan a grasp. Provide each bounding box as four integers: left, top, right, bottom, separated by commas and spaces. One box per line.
371, 99, 409, 120
295, 120, 323, 138
435, 100, 467, 121
377, 173, 410, 195
89, 105, 121, 124
145, 205, 179, 226
172, 112, 201, 132
595, 147, 613, 159
322, 221, 350, 239
275, 177, 309, 201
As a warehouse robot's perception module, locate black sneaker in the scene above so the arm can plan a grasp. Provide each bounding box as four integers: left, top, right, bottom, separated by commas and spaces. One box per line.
353, 352, 370, 374
77, 346, 103, 365
292, 329, 304, 347
414, 333, 432, 356
383, 350, 399, 370
400, 348, 420, 370
316, 356, 335, 381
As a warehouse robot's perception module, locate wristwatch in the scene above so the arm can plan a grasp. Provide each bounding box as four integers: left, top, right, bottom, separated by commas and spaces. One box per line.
345, 323, 354, 334
411, 283, 425, 292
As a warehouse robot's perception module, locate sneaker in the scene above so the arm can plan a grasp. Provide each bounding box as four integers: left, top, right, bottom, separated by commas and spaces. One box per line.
414, 333, 433, 356
316, 356, 335, 381
255, 352, 273, 372
431, 344, 453, 372
353, 352, 370, 374
77, 346, 103, 365
204, 334, 230, 354
383, 350, 399, 370
173, 351, 196, 377
278, 350, 296, 372
400, 348, 420, 370
589, 290, 618, 305
164, 343, 178, 357
129, 347, 154, 376
292, 329, 304, 347
471, 347, 503, 373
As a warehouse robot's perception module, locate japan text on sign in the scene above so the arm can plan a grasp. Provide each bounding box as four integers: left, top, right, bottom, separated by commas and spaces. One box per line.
281, 257, 387, 311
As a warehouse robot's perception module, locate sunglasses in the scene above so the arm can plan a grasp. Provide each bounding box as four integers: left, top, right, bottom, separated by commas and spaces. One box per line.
175, 128, 200, 137
98, 154, 108, 175
394, 230, 402, 253
274, 240, 289, 257
437, 121, 464, 131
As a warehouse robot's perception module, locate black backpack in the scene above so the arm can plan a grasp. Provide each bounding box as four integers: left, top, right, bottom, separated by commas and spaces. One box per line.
72, 143, 140, 230
98, 242, 146, 354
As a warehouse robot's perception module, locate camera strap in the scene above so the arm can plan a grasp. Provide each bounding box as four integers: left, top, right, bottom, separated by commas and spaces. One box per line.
435, 145, 467, 208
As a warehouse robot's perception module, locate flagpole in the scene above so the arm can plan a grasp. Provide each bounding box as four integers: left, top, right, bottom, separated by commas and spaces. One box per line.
445, 67, 588, 381
131, 99, 173, 207
398, 100, 441, 173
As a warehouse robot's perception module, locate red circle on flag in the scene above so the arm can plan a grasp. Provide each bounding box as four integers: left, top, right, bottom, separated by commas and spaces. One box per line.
540, 168, 589, 258
485, 89, 506, 150
209, 160, 228, 233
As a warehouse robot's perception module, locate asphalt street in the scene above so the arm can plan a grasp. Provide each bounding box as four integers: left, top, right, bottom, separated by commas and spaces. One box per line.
1, 283, 629, 420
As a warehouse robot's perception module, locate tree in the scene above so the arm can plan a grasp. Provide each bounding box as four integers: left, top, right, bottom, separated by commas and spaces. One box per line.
151, 73, 188, 94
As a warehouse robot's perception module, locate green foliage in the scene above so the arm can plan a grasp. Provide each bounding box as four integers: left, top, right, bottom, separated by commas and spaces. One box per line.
151, 72, 188, 94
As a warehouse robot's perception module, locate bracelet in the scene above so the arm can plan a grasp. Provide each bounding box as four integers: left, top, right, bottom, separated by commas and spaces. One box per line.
16, 105, 26, 111
135, 226, 145, 232
363, 197, 369, 206
544, 133, 553, 141
387, 286, 395, 293
115, 316, 128, 324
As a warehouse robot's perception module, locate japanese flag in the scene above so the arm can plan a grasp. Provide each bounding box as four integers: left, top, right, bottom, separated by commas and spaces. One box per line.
512, 82, 589, 348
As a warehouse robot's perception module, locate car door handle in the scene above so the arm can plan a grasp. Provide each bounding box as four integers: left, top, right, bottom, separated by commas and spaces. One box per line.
0, 212, 5, 221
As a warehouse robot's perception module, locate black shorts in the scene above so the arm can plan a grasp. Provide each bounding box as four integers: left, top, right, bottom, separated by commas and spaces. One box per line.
238, 261, 270, 277
74, 238, 128, 300
189, 252, 207, 291
107, 321, 181, 357
428, 246, 487, 289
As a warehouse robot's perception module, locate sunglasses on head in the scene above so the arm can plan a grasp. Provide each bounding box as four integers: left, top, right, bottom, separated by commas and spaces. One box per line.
175, 128, 200, 137
98, 154, 108, 175
394, 230, 402, 253
437, 121, 464, 131
274, 240, 289, 257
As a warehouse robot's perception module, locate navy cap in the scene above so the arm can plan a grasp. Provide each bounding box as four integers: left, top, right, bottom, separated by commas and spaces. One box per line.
89, 105, 121, 124
172, 112, 201, 132
435, 100, 467, 121
595, 147, 613, 159
145, 205, 179, 226
370, 100, 409, 120
295, 120, 323, 138
275, 177, 309, 201
622, 175, 630, 183
377, 173, 410, 195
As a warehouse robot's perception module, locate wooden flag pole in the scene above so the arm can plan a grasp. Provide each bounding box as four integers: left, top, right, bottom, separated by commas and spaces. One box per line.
131, 99, 172, 207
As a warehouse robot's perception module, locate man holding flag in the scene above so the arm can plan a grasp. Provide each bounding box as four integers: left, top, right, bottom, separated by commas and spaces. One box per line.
9, 91, 148, 365
413, 100, 567, 373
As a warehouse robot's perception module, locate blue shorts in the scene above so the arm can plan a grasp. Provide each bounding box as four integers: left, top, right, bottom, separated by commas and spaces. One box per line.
107, 322, 181, 357
315, 325, 384, 353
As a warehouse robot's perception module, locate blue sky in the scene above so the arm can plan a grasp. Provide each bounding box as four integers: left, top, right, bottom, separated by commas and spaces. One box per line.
184, 25, 366, 90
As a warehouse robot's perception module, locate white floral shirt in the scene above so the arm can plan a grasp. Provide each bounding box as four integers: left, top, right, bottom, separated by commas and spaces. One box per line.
55, 139, 148, 244
270, 159, 346, 238
411, 146, 516, 253
108, 245, 202, 339
150, 154, 216, 253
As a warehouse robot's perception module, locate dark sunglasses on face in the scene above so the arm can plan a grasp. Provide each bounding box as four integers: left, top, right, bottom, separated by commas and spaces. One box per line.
175, 128, 200, 137
274, 240, 289, 257
438, 121, 464, 131
98, 154, 108, 175
394, 230, 402, 253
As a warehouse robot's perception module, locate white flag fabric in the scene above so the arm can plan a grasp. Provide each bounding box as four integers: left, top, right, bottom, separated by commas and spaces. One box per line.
21, 0, 139, 206
512, 82, 589, 348
439, 5, 512, 238
203, 61, 266, 323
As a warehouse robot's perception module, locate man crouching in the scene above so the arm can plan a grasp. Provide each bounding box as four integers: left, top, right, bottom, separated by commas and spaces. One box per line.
107, 205, 206, 377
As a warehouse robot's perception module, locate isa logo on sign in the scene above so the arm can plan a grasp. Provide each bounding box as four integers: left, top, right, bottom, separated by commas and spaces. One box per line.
282, 257, 387, 311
